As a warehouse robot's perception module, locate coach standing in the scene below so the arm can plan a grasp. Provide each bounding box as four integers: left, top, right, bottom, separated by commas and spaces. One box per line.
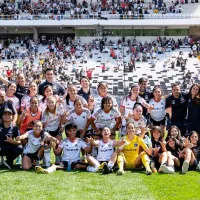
138, 77, 151, 118
166, 84, 188, 136
38, 68, 65, 96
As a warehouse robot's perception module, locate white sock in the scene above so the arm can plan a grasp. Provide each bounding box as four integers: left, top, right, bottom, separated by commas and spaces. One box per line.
46, 165, 57, 173
107, 161, 114, 170
44, 149, 51, 167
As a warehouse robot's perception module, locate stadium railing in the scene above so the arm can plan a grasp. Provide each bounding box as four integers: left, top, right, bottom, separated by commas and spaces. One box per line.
0, 13, 200, 20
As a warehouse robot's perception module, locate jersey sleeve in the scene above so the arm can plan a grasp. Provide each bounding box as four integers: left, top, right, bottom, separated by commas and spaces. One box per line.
59, 140, 64, 149
113, 108, 121, 118
120, 96, 126, 107
91, 109, 101, 119
139, 137, 148, 151
80, 140, 87, 149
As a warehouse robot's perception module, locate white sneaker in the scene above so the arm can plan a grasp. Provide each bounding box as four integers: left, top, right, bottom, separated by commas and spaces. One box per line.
182, 161, 189, 174
160, 165, 174, 174
87, 166, 98, 173
197, 161, 200, 170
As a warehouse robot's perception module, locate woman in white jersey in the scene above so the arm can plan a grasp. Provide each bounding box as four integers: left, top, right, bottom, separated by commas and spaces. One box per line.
64, 98, 91, 138
5, 82, 20, 111
21, 81, 40, 112
86, 127, 125, 173
92, 82, 118, 112
35, 124, 93, 174
148, 85, 166, 134
16, 120, 58, 170
127, 103, 150, 140
89, 96, 121, 138
120, 84, 152, 135
63, 84, 87, 112
41, 95, 66, 165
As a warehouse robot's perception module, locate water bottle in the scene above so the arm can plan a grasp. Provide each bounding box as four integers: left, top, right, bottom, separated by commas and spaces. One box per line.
67, 161, 71, 171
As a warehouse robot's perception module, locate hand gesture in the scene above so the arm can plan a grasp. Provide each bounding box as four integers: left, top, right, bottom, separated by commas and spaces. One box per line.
5, 136, 14, 144
80, 130, 86, 139
20, 110, 28, 120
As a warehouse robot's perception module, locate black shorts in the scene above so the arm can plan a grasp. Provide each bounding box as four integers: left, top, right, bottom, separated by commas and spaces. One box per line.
150, 116, 166, 126
46, 128, 61, 137
23, 151, 42, 160
62, 160, 88, 169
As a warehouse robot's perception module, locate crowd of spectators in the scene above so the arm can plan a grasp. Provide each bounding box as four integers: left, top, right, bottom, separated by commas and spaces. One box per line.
0, 0, 198, 20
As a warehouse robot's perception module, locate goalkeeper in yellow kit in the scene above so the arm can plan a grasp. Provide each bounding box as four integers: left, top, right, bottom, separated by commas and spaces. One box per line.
117, 122, 152, 175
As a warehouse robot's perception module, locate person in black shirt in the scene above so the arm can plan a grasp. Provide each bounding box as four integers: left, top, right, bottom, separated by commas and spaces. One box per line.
77, 76, 97, 102
0, 90, 17, 125
138, 77, 151, 118
38, 68, 65, 96
0, 108, 22, 168
166, 84, 188, 136
77, 76, 97, 111
0, 73, 28, 105
186, 84, 200, 135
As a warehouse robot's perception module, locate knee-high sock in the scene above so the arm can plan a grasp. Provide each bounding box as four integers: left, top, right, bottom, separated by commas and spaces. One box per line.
141, 152, 150, 170
117, 154, 124, 171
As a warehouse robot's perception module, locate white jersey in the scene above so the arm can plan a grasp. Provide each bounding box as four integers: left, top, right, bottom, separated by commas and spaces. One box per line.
93, 94, 118, 112
6, 95, 20, 110
41, 104, 64, 131
23, 130, 50, 154
39, 99, 47, 111
149, 98, 166, 121
120, 95, 146, 125
128, 115, 147, 135
59, 138, 87, 162
67, 108, 91, 130
63, 95, 87, 112
92, 107, 121, 129
21, 94, 42, 109
97, 139, 114, 161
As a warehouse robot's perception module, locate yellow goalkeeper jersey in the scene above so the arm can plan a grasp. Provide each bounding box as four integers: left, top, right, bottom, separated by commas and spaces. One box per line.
122, 135, 148, 163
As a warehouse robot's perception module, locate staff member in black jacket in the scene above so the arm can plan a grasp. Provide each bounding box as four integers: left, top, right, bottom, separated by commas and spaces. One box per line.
0, 108, 22, 168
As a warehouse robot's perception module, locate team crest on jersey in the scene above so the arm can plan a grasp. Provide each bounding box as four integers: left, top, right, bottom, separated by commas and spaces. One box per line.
75, 144, 78, 147
134, 143, 138, 147
180, 97, 185, 102
138, 122, 141, 126
82, 116, 85, 119
110, 114, 113, 117
161, 102, 164, 105
171, 100, 175, 104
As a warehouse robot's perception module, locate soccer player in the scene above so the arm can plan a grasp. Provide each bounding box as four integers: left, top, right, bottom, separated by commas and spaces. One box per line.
149, 85, 166, 135
86, 127, 124, 173
17, 120, 58, 170
63, 85, 87, 112
64, 99, 91, 138
36, 124, 93, 174
116, 122, 152, 175
89, 96, 121, 137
